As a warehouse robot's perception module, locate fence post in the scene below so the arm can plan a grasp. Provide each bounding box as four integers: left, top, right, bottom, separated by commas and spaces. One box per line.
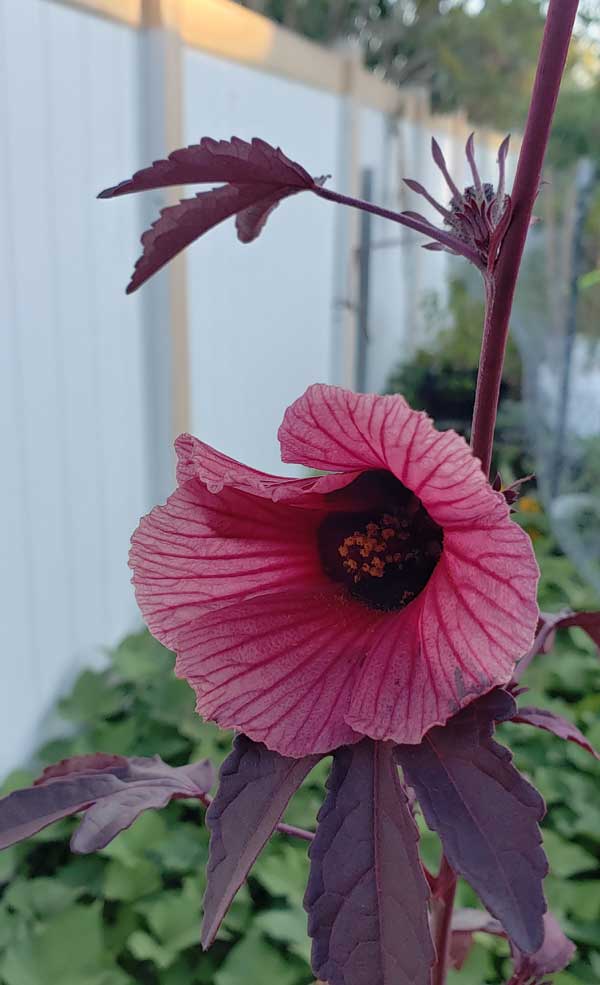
139, 0, 189, 502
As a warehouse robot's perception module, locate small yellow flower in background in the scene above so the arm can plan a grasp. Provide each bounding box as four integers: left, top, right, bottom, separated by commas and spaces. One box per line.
519, 495, 542, 514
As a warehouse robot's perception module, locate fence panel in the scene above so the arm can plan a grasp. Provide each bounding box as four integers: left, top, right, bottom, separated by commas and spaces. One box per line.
0, 0, 149, 775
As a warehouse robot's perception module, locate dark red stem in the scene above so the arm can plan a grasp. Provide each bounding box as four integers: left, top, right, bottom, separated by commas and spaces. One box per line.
470, 0, 580, 475
431, 856, 458, 985
314, 186, 481, 264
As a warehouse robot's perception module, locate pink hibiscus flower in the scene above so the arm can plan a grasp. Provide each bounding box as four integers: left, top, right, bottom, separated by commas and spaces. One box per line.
130, 385, 539, 758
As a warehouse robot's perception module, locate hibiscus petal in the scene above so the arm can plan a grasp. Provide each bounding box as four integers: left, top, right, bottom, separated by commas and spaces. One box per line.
130, 479, 327, 648
346, 522, 539, 744
174, 589, 381, 757
278, 385, 502, 527
174, 433, 363, 506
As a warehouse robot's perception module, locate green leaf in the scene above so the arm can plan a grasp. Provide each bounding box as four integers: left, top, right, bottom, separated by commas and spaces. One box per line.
564, 918, 600, 947
446, 940, 495, 984
0, 905, 20, 950
103, 858, 162, 901
578, 268, 600, 290
104, 905, 140, 957
251, 844, 309, 901
112, 633, 172, 682
415, 815, 442, 872
214, 930, 305, 985
56, 856, 106, 896
544, 829, 597, 877
58, 670, 126, 724
37, 735, 90, 765
0, 845, 19, 883
89, 718, 139, 756
136, 879, 201, 953
128, 930, 175, 969
0, 903, 105, 985
254, 906, 312, 963
152, 823, 208, 874
3, 877, 81, 917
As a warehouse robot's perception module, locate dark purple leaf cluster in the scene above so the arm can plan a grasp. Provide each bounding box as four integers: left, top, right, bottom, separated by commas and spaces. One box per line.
0, 753, 213, 852
98, 137, 327, 293
396, 689, 548, 954
305, 740, 433, 985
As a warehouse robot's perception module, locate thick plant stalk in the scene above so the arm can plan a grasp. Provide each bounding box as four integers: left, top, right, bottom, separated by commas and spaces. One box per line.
470, 0, 580, 475
428, 5, 581, 981
431, 857, 458, 985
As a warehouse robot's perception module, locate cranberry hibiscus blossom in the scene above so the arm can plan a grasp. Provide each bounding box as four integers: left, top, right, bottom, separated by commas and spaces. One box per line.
131, 384, 539, 757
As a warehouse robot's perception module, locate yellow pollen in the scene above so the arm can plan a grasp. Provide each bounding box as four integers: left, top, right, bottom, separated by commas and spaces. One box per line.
338, 516, 409, 583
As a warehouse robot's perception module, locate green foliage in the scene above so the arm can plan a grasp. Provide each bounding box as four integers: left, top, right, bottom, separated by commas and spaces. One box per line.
0, 634, 317, 985
0, 519, 599, 984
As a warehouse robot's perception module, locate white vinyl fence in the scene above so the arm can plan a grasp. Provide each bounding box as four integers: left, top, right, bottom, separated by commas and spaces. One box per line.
0, 0, 513, 776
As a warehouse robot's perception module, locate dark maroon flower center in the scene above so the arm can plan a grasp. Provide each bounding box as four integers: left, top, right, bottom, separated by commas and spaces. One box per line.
318, 472, 443, 611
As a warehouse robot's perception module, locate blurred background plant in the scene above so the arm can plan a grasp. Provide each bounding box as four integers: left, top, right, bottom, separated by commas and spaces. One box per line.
235, 0, 600, 135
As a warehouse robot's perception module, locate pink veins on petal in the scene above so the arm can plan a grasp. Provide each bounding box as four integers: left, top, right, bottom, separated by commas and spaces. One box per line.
130, 384, 540, 758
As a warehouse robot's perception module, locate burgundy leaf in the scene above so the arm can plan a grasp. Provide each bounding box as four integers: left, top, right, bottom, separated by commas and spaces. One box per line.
98, 136, 315, 198
305, 739, 434, 985
0, 754, 213, 852
202, 736, 320, 949
509, 913, 575, 983
487, 195, 513, 269
36, 753, 130, 782
98, 136, 326, 293
515, 608, 600, 681
431, 137, 462, 200
396, 690, 548, 954
557, 610, 600, 648
403, 178, 452, 219
125, 184, 291, 293
235, 190, 286, 244
422, 241, 448, 252
512, 706, 599, 759
465, 133, 483, 196
497, 473, 535, 507
235, 172, 328, 244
